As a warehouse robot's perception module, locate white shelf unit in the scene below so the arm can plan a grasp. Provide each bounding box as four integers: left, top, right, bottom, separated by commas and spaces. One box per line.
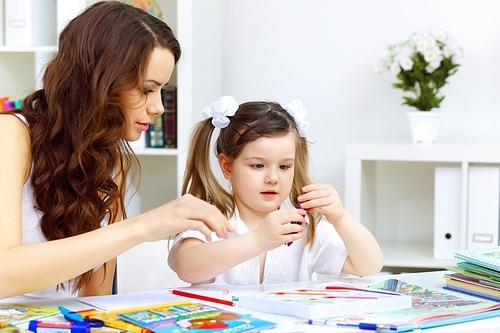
345, 141, 500, 272
0, 0, 86, 94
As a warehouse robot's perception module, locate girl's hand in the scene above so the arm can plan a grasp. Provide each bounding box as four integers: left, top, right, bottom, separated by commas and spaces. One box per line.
252, 209, 305, 251
297, 183, 345, 224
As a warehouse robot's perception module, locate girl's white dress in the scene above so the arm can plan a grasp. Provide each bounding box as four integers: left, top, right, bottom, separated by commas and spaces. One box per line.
168, 198, 348, 286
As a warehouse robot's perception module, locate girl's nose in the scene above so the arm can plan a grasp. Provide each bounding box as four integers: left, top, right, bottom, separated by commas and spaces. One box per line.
265, 170, 278, 184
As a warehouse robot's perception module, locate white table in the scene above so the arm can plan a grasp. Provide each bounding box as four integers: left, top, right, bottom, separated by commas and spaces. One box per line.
3, 271, 500, 332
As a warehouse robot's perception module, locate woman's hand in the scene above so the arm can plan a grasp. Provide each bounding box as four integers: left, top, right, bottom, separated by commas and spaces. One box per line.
140, 194, 233, 242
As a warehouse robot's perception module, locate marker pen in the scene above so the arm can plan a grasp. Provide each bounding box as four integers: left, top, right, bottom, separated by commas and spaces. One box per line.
29, 320, 90, 333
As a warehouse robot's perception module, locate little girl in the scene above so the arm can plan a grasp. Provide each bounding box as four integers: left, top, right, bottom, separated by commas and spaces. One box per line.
168, 96, 383, 285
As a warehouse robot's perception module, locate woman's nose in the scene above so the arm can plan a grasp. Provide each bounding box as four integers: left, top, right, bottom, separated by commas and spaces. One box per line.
150, 91, 165, 115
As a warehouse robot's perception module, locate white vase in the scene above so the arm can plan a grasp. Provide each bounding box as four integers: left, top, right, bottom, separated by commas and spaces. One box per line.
407, 111, 443, 144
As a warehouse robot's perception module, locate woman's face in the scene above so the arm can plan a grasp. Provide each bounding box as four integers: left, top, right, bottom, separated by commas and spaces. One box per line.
122, 47, 175, 142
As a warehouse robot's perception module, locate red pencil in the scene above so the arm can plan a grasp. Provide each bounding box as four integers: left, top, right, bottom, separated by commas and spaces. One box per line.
170, 289, 236, 307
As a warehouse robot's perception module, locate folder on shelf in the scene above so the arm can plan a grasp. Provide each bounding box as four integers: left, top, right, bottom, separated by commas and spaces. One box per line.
4, 0, 56, 46
467, 165, 500, 249
434, 166, 462, 259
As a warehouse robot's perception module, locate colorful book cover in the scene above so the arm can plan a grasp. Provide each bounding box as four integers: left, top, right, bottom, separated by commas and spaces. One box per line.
454, 246, 500, 271
0, 321, 32, 333
85, 311, 153, 333
117, 302, 276, 333
329, 278, 500, 332
238, 282, 412, 319
0, 304, 59, 325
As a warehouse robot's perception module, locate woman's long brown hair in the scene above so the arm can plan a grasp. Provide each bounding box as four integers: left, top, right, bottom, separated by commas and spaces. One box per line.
15, 1, 180, 292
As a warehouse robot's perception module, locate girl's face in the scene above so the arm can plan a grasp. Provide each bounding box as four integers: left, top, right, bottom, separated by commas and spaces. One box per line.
122, 47, 175, 141
220, 132, 296, 222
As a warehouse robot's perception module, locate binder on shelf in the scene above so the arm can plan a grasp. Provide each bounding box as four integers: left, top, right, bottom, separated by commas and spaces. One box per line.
4, 0, 57, 46
433, 166, 462, 259
161, 86, 177, 149
467, 165, 500, 249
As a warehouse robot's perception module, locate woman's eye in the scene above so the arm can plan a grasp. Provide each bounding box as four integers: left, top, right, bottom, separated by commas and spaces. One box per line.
143, 88, 154, 94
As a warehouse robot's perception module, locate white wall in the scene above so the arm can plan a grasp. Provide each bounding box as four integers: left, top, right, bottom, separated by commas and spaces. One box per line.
195, 0, 500, 198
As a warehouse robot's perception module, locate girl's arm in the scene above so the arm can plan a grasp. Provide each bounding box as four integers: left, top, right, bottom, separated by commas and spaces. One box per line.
298, 183, 384, 277
0, 115, 232, 299
169, 208, 306, 284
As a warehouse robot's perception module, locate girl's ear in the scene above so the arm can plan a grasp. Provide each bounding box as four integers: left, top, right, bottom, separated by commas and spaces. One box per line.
218, 153, 232, 180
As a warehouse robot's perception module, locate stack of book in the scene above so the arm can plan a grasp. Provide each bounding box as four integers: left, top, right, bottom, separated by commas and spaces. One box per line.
445, 246, 500, 301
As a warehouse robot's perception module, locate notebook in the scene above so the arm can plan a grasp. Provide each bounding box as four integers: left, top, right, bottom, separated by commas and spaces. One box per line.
454, 247, 500, 271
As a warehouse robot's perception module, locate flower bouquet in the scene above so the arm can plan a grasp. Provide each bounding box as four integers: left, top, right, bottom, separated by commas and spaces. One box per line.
376, 28, 462, 111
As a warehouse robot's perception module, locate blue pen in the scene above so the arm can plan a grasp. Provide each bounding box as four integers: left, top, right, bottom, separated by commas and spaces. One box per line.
308, 319, 398, 331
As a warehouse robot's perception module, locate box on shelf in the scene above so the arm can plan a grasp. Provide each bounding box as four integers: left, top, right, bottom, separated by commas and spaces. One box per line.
4, 0, 57, 46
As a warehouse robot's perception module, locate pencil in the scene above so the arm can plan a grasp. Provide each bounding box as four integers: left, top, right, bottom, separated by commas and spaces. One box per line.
169, 289, 236, 307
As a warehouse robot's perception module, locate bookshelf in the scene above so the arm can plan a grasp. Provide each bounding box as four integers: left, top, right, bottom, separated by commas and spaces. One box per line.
345, 141, 500, 273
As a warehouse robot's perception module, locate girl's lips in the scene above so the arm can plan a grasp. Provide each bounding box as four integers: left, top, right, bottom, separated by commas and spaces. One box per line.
261, 191, 278, 198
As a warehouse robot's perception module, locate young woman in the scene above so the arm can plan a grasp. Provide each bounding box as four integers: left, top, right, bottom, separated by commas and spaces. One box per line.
0, 1, 232, 300
168, 96, 383, 285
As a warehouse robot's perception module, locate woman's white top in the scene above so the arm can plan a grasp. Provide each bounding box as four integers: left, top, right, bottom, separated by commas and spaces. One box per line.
168, 198, 348, 286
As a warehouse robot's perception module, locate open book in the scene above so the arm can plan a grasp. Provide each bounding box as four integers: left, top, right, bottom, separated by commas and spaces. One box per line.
238, 281, 412, 319
328, 278, 500, 332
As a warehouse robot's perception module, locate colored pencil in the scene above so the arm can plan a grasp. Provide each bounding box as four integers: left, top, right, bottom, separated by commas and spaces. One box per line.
169, 289, 236, 307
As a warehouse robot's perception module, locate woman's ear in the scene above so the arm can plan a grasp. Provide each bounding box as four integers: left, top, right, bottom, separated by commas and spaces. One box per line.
218, 153, 232, 180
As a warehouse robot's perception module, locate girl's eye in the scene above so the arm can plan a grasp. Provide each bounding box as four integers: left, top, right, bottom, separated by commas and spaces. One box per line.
280, 165, 291, 170
252, 164, 264, 169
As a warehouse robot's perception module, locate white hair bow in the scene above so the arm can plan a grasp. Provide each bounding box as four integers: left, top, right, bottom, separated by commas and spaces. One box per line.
202, 96, 239, 128
284, 99, 309, 137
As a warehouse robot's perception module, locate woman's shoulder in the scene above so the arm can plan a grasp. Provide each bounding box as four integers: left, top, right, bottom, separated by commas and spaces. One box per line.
0, 113, 30, 144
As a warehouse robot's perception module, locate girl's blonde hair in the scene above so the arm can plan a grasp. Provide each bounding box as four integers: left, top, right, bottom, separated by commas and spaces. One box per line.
183, 101, 319, 247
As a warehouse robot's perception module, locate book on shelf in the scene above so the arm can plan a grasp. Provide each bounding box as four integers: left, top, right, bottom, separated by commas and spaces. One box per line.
0, 304, 59, 325
161, 86, 176, 149
237, 282, 412, 320
148, 114, 164, 148
116, 302, 276, 333
454, 246, 500, 271
324, 278, 500, 333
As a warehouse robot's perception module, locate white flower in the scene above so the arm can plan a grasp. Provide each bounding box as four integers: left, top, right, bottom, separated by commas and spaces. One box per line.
431, 28, 448, 43
423, 46, 441, 64
389, 61, 401, 73
397, 55, 414, 71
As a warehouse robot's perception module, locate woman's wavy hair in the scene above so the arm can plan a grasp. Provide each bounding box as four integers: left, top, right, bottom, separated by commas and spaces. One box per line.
15, 1, 180, 292
183, 101, 320, 248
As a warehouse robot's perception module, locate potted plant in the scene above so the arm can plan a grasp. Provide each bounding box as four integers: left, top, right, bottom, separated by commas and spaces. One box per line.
376, 28, 462, 143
